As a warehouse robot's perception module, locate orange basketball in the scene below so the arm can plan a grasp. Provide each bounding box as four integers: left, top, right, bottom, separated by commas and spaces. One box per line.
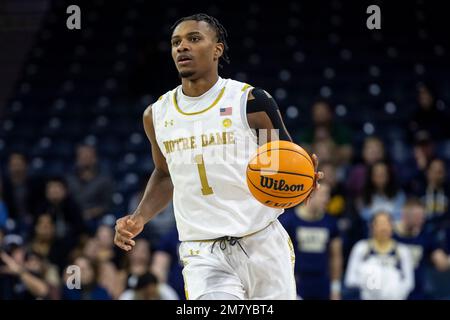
246, 141, 315, 209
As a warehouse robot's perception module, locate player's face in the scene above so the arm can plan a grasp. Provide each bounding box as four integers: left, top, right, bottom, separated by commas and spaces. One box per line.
171, 20, 223, 79
372, 213, 393, 241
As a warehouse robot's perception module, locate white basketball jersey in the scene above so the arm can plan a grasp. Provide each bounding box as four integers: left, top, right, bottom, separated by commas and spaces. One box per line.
152, 77, 283, 241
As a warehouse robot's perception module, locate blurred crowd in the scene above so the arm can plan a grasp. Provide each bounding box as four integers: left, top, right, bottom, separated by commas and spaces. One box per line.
0, 82, 449, 300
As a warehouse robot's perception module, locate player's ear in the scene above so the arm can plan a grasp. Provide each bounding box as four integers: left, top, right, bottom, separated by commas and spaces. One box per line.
214, 43, 224, 61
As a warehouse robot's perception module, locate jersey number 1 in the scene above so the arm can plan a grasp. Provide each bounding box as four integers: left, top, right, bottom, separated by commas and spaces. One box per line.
194, 154, 214, 195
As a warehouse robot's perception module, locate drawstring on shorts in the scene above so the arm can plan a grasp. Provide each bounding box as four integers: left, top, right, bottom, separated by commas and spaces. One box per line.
211, 236, 249, 258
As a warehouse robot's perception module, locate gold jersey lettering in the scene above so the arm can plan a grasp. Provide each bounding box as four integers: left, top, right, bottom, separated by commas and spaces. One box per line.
226, 131, 235, 144
163, 141, 173, 154
201, 134, 208, 147
215, 132, 224, 145
190, 136, 196, 149
164, 131, 235, 153
208, 133, 216, 146
182, 137, 189, 150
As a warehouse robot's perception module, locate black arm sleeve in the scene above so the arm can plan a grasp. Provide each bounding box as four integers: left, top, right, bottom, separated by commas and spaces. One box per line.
246, 87, 292, 141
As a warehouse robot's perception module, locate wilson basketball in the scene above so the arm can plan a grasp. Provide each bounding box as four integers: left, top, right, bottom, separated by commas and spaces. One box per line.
246, 141, 315, 208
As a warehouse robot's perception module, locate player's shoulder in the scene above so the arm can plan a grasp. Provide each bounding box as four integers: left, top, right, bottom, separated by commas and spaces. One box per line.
155, 88, 176, 106
144, 87, 178, 116
226, 78, 254, 92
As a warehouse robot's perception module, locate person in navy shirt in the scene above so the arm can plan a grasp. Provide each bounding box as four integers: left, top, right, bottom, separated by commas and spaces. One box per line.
151, 226, 185, 299
394, 198, 450, 299
280, 183, 343, 300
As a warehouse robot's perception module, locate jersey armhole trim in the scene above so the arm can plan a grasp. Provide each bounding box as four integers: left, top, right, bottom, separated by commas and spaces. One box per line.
240, 86, 258, 142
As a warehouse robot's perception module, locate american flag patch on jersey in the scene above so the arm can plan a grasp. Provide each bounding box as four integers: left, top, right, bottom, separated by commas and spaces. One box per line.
220, 106, 232, 116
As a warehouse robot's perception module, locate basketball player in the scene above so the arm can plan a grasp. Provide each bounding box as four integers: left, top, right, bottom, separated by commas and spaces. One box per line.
114, 13, 322, 300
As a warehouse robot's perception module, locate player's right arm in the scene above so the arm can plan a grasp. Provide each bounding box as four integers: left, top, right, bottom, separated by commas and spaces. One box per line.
114, 105, 173, 251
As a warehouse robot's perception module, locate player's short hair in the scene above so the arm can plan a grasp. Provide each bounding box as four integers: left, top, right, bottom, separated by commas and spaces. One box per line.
171, 13, 230, 68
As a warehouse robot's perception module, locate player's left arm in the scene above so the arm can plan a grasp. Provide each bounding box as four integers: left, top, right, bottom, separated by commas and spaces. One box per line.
246, 87, 323, 199
329, 237, 343, 300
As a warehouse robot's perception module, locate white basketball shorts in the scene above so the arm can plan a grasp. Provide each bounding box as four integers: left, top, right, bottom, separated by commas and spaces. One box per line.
179, 219, 297, 300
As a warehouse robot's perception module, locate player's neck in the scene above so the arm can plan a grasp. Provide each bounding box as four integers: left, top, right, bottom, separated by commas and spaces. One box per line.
181, 73, 219, 97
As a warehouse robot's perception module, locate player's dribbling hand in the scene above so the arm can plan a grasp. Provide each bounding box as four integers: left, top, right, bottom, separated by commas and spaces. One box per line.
304, 153, 324, 205
114, 214, 144, 251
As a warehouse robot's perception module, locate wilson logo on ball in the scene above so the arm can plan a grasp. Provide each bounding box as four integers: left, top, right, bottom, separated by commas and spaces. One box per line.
259, 176, 304, 192
246, 141, 315, 209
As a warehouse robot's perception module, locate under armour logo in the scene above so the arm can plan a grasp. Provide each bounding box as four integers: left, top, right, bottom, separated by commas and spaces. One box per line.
189, 249, 200, 255
164, 120, 174, 127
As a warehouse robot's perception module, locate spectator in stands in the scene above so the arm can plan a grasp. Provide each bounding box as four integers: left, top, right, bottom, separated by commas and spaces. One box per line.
297, 99, 353, 165
40, 177, 86, 242
119, 236, 178, 299
21, 251, 61, 299
0, 235, 57, 299
344, 211, 414, 300
151, 226, 185, 299
121, 238, 152, 289
360, 161, 406, 222
407, 131, 438, 195
94, 217, 123, 266
409, 82, 448, 142
347, 136, 386, 198
119, 271, 178, 300
97, 260, 126, 299
2, 153, 45, 234
320, 162, 348, 217
62, 256, 111, 300
394, 198, 450, 299
311, 135, 336, 162
413, 131, 437, 171
75, 236, 99, 263
128, 181, 176, 247
280, 183, 343, 300
29, 213, 68, 272
66, 145, 114, 232
419, 158, 449, 229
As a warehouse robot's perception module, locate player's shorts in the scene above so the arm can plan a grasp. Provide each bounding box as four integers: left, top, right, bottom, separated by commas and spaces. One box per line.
179, 219, 297, 300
